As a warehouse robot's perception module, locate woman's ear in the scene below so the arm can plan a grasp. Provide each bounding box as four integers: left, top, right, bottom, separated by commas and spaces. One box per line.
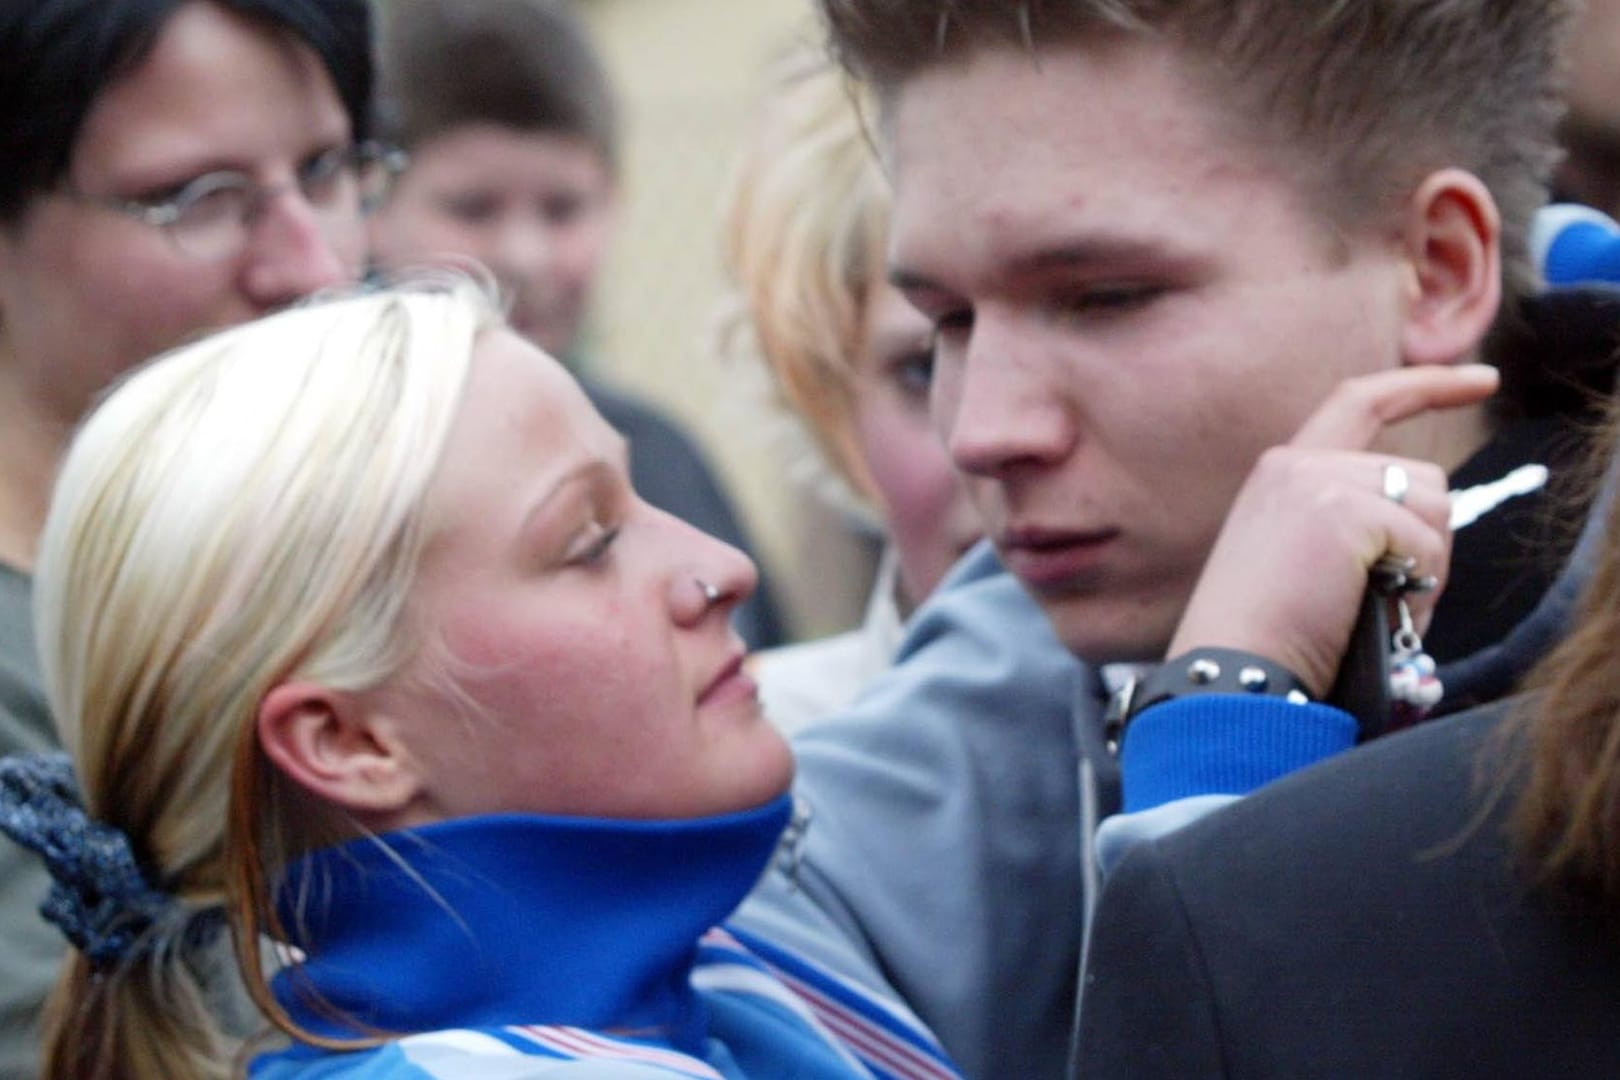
256, 682, 424, 817
1397, 168, 1502, 367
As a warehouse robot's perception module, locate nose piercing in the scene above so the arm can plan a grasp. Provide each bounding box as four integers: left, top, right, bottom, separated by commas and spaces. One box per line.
696, 578, 722, 606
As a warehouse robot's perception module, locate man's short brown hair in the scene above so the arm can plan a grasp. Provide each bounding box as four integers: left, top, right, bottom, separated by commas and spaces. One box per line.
817, 0, 1573, 310
377, 0, 618, 169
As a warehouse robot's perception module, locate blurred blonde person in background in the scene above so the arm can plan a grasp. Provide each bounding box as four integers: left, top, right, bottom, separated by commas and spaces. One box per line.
722, 54, 980, 733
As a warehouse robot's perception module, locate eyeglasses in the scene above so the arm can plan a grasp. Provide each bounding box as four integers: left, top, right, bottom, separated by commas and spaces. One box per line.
60, 142, 409, 261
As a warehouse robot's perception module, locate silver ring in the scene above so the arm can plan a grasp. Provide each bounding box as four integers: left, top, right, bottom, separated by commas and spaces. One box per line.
1381, 463, 1410, 506
696, 578, 721, 605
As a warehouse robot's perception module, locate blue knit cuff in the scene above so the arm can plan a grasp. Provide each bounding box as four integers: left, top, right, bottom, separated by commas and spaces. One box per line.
1120, 694, 1357, 812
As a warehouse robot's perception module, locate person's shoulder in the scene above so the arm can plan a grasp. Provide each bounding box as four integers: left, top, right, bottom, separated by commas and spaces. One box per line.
0, 562, 34, 660
0, 563, 54, 756
1158, 701, 1514, 866
1108, 701, 1526, 943
1088, 703, 1620, 1075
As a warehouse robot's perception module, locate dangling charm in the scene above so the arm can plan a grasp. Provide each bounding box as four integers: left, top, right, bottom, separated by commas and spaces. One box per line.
1370, 555, 1443, 730
1387, 595, 1442, 725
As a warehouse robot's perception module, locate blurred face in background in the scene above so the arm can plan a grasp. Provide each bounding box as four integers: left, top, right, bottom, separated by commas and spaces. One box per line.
0, 0, 365, 425
368, 124, 618, 358
851, 278, 982, 612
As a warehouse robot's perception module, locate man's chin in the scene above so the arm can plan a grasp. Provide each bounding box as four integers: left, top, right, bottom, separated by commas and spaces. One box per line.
1033, 590, 1177, 667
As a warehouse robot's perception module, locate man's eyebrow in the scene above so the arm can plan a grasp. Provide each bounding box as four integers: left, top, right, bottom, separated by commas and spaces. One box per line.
1017, 236, 1175, 271
890, 236, 1181, 293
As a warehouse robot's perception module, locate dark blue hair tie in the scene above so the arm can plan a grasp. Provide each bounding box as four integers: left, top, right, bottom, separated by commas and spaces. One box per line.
0, 751, 177, 971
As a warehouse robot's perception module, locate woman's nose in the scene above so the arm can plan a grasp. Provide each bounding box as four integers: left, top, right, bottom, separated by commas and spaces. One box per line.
670, 531, 758, 628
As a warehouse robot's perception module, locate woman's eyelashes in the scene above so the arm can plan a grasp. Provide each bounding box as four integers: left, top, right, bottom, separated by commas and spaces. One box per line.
566, 518, 619, 566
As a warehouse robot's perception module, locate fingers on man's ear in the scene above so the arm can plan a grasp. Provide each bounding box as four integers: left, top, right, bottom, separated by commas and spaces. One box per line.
255, 683, 422, 815
1400, 168, 1501, 367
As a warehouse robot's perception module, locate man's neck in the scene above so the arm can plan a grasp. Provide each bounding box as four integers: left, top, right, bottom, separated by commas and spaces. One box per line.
1382, 395, 1495, 476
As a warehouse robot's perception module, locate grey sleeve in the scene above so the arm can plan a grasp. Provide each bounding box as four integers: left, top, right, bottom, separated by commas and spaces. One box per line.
0, 719, 65, 1080
0, 835, 57, 1080
732, 544, 1088, 1079
0, 571, 67, 1080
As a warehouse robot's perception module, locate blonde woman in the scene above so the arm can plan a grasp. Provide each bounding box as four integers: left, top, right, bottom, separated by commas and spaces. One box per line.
723, 55, 980, 732
0, 280, 961, 1080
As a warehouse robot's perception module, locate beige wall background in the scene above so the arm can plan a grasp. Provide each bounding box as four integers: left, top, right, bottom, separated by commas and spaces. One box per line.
576, 0, 877, 640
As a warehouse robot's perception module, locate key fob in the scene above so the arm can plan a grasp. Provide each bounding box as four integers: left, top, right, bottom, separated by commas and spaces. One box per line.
1325, 587, 1393, 743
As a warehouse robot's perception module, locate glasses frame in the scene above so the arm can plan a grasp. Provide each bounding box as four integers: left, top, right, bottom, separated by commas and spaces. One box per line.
59, 141, 409, 260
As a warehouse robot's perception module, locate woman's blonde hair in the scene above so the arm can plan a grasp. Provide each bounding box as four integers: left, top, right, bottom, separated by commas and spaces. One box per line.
720, 49, 890, 506
31, 277, 498, 1079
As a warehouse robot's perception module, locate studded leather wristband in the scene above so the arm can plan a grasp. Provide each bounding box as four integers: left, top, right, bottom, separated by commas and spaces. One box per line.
1102, 647, 1312, 754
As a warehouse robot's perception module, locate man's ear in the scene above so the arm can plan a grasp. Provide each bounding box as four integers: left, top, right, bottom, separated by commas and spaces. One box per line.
256, 682, 424, 817
1397, 168, 1502, 367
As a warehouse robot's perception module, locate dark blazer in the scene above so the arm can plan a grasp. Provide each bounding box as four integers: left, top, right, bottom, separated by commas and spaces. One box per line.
1079, 703, 1620, 1078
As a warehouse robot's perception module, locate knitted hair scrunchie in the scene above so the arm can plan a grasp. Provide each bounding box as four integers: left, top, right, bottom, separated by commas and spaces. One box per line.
0, 751, 177, 971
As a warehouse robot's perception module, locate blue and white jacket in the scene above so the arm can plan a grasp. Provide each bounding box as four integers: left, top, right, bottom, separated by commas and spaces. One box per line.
249, 796, 960, 1080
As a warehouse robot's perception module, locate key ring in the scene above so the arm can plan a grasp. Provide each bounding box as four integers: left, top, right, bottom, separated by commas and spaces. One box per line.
1370, 554, 1443, 720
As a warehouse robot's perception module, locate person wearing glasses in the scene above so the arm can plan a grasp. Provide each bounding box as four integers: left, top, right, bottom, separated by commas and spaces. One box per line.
60, 142, 402, 264
0, 3, 377, 1075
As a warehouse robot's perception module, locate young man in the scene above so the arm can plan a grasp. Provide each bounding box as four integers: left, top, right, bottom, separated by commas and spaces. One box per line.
726, 2, 1611, 1077
0, 2, 375, 1074
822, 0, 1602, 671
367, 0, 785, 649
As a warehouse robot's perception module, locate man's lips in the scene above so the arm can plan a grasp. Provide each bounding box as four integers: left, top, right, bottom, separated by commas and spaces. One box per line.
996, 527, 1122, 588
698, 651, 756, 708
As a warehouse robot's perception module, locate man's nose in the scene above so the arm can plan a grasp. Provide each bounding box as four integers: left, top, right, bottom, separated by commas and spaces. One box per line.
941, 314, 1080, 480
